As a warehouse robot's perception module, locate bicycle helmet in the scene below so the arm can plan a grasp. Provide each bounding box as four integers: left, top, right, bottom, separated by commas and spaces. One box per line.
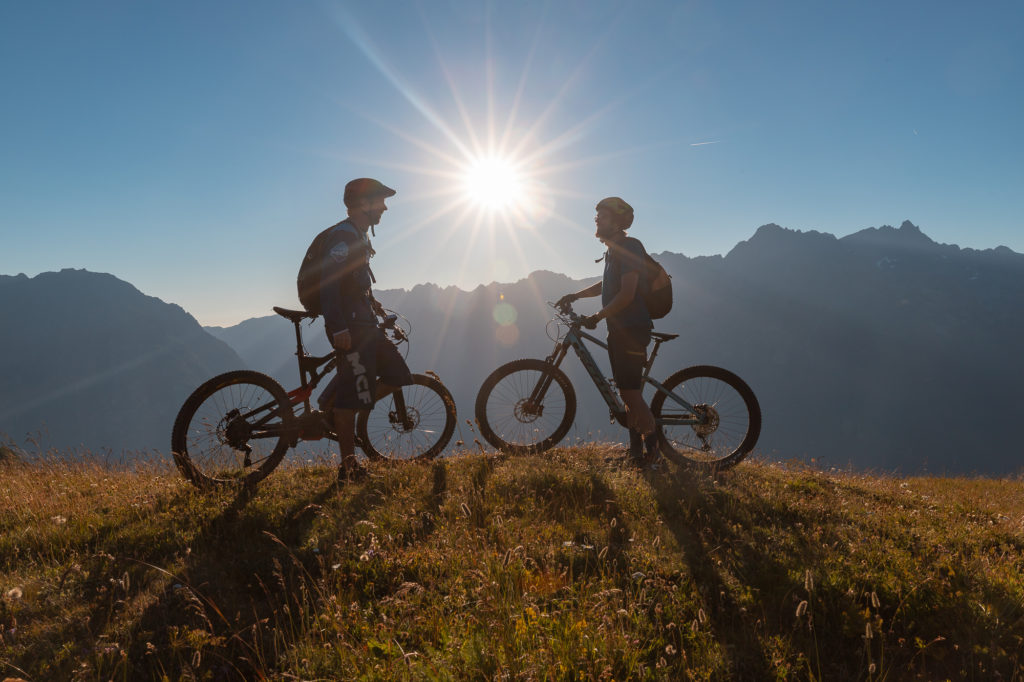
344, 178, 396, 208
595, 196, 634, 229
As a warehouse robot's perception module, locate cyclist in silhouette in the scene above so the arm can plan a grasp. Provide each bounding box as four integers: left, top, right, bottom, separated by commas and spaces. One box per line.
320, 178, 413, 481
557, 197, 659, 465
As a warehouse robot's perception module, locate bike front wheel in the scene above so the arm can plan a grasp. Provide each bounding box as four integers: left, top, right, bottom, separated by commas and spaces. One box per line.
171, 370, 295, 489
475, 358, 577, 455
650, 365, 761, 471
356, 373, 457, 462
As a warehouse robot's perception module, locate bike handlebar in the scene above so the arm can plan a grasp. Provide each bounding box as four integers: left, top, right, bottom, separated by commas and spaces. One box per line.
548, 300, 593, 328
379, 312, 408, 343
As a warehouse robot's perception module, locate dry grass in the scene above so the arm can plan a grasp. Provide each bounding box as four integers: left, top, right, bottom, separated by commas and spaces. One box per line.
1, 445, 1023, 680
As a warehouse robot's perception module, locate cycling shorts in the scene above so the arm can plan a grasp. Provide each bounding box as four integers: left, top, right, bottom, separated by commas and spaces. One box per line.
607, 325, 651, 391
326, 325, 413, 410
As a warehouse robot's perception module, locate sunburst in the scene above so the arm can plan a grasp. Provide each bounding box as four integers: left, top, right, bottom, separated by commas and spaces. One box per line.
461, 155, 526, 212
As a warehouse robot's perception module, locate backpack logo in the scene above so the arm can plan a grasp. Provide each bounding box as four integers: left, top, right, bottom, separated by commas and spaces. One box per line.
329, 242, 349, 263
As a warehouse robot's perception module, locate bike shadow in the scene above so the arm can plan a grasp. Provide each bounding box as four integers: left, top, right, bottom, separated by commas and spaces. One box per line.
116, 470, 396, 677
642, 460, 777, 679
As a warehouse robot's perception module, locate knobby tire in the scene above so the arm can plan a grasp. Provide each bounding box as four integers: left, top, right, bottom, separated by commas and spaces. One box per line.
475, 358, 577, 455
650, 365, 760, 471
171, 370, 295, 489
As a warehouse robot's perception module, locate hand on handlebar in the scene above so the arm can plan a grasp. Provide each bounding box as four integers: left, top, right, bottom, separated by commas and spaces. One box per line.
555, 293, 578, 310
580, 314, 600, 330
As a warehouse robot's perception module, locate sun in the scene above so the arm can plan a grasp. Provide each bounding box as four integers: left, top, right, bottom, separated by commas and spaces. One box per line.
461, 156, 525, 211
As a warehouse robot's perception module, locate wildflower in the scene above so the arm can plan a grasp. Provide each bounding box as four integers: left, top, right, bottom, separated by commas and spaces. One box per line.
665, 644, 677, 656
5, 587, 22, 601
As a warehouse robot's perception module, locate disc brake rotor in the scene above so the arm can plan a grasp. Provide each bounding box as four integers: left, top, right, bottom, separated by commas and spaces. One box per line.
514, 399, 542, 423
390, 406, 420, 432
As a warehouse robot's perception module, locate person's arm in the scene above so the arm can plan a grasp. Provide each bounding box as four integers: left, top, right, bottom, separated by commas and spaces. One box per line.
557, 281, 602, 307
572, 281, 603, 299
592, 271, 639, 323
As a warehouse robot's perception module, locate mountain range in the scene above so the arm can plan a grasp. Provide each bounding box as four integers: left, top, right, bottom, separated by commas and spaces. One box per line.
4, 221, 1023, 474
0, 270, 242, 456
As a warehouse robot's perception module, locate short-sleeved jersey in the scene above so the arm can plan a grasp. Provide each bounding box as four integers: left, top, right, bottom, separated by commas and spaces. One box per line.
602, 235, 652, 330
319, 220, 376, 334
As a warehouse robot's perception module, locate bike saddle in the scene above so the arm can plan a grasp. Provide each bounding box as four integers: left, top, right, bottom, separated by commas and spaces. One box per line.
273, 306, 318, 323
651, 331, 679, 342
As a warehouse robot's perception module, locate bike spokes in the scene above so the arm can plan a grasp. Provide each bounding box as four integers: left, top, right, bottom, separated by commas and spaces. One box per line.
474, 359, 577, 454
652, 366, 760, 469
358, 375, 456, 461
172, 371, 294, 487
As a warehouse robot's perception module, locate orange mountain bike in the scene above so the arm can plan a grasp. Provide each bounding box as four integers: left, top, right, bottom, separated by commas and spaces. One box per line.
171, 306, 456, 489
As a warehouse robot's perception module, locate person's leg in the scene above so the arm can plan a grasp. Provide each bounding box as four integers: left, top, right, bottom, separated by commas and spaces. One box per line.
619, 389, 655, 435
375, 383, 398, 400
332, 407, 365, 479
332, 327, 379, 481
609, 325, 658, 462
372, 330, 414, 403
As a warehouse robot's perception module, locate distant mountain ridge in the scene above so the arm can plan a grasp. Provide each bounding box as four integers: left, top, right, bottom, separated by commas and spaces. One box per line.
4, 222, 1022, 473
0, 269, 243, 454
208, 221, 1024, 474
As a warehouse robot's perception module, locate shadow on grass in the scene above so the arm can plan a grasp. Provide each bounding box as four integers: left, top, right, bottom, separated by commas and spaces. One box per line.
643, 462, 776, 679
12, 467, 399, 680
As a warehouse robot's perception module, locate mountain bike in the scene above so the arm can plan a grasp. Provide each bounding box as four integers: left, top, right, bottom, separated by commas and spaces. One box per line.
171, 306, 457, 489
474, 301, 761, 471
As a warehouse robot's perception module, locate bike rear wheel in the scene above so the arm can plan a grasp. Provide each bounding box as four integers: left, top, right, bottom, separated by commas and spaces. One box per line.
356, 373, 457, 462
650, 365, 761, 471
475, 358, 577, 454
171, 370, 295, 489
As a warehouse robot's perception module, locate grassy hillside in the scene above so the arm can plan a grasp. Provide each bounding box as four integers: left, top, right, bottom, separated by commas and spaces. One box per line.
1, 445, 1023, 680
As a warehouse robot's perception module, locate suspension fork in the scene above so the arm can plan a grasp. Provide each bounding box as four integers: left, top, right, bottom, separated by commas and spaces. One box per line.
390, 387, 413, 430
527, 341, 570, 406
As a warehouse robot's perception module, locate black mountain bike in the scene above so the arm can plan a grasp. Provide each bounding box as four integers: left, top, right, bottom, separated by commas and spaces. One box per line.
475, 301, 761, 471
171, 306, 457, 489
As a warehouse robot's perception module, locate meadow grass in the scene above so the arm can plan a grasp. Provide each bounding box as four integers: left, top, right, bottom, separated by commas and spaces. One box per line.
1, 445, 1022, 680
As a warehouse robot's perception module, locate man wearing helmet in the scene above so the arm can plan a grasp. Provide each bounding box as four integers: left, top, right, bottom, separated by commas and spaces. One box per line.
321, 178, 413, 481
557, 197, 659, 465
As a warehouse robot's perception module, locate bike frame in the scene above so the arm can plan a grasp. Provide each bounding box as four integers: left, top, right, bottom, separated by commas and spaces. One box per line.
540, 322, 699, 429
277, 314, 413, 443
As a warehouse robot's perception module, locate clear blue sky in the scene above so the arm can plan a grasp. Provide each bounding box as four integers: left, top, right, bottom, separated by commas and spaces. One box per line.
2, 1, 1021, 326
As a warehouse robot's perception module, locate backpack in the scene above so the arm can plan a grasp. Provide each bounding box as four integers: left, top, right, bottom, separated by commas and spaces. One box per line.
643, 253, 673, 319
618, 236, 673, 320
297, 222, 362, 315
